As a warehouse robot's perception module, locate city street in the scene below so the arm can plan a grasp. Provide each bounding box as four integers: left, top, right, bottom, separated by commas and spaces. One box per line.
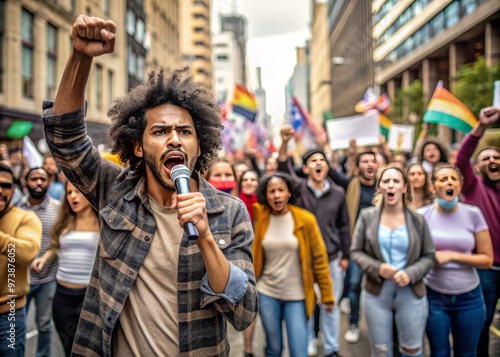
25, 303, 500, 356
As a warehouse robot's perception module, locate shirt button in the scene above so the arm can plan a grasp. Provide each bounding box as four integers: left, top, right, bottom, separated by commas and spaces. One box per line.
108, 218, 112, 223
219, 239, 225, 245
145, 236, 150, 242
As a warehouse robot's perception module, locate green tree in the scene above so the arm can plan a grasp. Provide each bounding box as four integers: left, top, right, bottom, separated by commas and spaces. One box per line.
452, 56, 500, 120
392, 79, 429, 138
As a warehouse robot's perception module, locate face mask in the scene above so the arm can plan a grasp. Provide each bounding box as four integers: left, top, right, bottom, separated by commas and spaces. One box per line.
208, 179, 236, 194
436, 196, 459, 210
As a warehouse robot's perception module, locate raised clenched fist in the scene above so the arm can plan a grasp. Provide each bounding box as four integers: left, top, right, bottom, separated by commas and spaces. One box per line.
72, 15, 116, 58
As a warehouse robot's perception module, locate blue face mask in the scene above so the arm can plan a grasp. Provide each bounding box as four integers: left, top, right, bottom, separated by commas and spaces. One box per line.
436, 196, 459, 210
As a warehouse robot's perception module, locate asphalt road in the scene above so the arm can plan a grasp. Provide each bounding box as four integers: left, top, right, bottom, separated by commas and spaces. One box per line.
25, 303, 500, 356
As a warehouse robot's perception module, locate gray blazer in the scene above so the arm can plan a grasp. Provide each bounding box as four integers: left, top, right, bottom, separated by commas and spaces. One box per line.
350, 205, 435, 298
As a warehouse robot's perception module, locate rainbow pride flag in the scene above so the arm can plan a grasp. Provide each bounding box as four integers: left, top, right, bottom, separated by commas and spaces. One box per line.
231, 84, 257, 122
379, 113, 394, 138
423, 81, 478, 133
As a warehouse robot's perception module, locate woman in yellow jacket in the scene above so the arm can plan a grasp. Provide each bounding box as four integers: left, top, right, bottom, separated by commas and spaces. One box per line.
252, 172, 334, 357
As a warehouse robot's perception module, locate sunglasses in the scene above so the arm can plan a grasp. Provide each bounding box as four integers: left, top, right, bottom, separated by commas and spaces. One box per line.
0, 182, 13, 189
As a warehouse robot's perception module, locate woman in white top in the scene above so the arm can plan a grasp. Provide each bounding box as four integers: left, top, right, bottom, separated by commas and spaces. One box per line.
32, 181, 99, 356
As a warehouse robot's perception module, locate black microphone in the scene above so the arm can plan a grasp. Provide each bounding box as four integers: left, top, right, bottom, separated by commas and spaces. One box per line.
170, 164, 199, 240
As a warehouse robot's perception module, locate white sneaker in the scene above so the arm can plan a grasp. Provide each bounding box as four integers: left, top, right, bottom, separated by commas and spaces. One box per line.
344, 324, 360, 344
339, 298, 351, 315
307, 337, 318, 356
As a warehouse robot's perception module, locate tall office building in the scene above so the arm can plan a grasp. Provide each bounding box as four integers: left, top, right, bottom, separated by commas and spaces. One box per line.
180, 0, 212, 90
0, 0, 181, 146
212, 31, 243, 103
220, 14, 247, 85
328, 0, 374, 117
309, 0, 333, 125
372, 0, 500, 142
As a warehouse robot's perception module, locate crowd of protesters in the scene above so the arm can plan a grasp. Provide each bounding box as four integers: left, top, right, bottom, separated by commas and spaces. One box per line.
0, 99, 499, 357
2, 11, 498, 357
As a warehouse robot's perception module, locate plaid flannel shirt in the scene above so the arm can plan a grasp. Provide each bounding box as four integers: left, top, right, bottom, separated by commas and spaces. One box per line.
42, 102, 258, 356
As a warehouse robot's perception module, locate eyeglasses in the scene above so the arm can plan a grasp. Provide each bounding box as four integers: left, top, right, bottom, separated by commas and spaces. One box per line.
0, 182, 13, 189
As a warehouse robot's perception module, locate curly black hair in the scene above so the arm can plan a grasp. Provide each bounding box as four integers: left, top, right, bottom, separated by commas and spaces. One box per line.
108, 67, 222, 174
256, 172, 301, 206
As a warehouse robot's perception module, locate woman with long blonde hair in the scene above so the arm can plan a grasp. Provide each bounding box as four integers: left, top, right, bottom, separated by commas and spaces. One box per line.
31, 181, 99, 356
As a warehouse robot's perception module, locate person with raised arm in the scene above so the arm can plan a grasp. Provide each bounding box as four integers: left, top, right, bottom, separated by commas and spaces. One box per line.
42, 15, 257, 356
455, 106, 500, 357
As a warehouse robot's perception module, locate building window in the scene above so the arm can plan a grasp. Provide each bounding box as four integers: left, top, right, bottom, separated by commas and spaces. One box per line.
21, 9, 34, 98
107, 70, 113, 109
217, 55, 228, 61
105, 0, 111, 15
127, 10, 136, 36
444, 2, 460, 29
95, 64, 102, 110
0, 0, 4, 92
47, 23, 57, 99
127, 45, 145, 87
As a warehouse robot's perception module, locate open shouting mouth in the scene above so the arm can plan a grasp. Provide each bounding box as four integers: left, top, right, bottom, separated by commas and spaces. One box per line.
163, 152, 186, 173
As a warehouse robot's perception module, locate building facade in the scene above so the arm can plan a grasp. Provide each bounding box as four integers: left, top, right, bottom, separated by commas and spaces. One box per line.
212, 31, 242, 103
373, 0, 500, 143
309, 0, 332, 127
0, 0, 181, 147
180, 0, 212, 90
328, 0, 374, 117
220, 14, 247, 85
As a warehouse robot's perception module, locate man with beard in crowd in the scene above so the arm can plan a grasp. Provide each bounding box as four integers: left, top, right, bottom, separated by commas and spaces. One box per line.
42, 14, 257, 356
456, 106, 500, 357
343, 151, 378, 344
19, 167, 61, 357
0, 163, 41, 357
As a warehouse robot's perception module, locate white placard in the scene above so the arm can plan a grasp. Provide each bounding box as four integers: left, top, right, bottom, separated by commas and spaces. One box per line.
494, 80, 500, 108
388, 125, 415, 152
326, 111, 380, 150
23, 136, 43, 168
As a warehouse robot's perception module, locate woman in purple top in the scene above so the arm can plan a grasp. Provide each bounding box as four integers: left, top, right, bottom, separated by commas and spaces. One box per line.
418, 164, 493, 357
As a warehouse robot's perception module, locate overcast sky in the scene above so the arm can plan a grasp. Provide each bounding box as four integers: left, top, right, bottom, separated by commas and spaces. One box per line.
211, 0, 311, 121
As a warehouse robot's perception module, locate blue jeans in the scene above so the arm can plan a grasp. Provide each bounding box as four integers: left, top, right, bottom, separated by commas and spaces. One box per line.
477, 268, 500, 357
426, 285, 486, 357
258, 292, 308, 357
348, 260, 363, 325
308, 255, 345, 354
0, 307, 26, 357
363, 281, 428, 357
26, 281, 56, 357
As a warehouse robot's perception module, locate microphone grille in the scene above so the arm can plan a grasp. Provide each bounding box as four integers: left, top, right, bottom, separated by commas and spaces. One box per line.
170, 164, 190, 182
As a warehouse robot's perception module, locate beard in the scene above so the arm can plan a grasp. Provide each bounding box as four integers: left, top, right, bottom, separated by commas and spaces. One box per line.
359, 169, 373, 181
27, 186, 47, 200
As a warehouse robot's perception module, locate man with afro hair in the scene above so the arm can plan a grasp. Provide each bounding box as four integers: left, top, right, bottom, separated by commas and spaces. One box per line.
42, 15, 257, 357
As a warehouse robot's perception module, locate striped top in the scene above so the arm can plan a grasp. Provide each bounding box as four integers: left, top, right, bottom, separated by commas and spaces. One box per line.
20, 195, 61, 285
43, 101, 258, 357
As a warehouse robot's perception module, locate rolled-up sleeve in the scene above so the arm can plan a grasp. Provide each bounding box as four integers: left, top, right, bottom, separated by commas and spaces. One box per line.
201, 261, 248, 304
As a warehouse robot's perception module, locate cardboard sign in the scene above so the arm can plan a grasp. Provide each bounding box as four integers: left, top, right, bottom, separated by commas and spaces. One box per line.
388, 125, 415, 152
326, 112, 380, 150
494, 80, 500, 108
